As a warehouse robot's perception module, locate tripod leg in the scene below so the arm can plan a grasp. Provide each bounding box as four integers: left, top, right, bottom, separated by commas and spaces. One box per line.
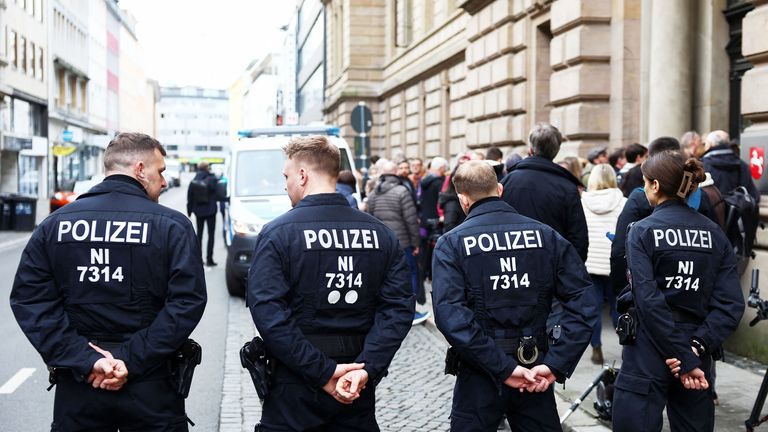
746, 368, 768, 430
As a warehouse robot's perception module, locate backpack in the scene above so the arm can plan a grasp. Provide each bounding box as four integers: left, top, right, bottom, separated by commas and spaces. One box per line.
189, 178, 210, 205
718, 186, 759, 275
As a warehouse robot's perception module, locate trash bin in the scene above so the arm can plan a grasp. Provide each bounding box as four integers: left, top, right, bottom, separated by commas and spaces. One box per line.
11, 195, 37, 231
0, 194, 11, 231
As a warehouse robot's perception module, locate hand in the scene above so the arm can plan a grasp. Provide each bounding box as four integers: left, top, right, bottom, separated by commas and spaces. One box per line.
412, 247, 420, 256
665, 358, 681, 378
336, 369, 369, 402
87, 342, 128, 391
527, 364, 557, 393
680, 368, 709, 390
322, 363, 365, 404
503, 366, 536, 392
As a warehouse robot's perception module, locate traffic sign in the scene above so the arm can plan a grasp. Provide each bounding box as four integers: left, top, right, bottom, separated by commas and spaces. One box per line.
351, 103, 372, 134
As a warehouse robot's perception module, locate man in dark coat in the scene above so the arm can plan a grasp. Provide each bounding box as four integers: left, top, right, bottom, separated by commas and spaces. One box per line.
501, 123, 588, 262
701, 130, 760, 202
187, 161, 219, 266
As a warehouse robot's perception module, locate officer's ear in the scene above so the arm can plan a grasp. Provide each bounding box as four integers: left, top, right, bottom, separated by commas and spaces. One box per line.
134, 160, 146, 181
496, 183, 503, 197
458, 192, 471, 215
298, 167, 307, 186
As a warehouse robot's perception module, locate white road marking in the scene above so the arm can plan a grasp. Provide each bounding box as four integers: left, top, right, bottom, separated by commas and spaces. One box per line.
0, 368, 36, 394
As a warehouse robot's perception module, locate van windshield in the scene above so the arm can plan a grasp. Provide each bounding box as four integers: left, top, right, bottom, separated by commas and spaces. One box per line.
235, 149, 286, 196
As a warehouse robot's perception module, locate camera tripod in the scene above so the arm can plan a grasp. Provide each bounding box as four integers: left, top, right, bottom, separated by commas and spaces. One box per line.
746, 269, 768, 432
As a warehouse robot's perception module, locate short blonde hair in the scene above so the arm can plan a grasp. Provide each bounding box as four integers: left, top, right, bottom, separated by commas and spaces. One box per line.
283, 135, 340, 178
587, 164, 617, 191
452, 161, 498, 200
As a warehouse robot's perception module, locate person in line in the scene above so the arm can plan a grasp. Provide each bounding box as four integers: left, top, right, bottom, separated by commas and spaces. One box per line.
366, 159, 428, 325
433, 160, 594, 432
248, 136, 414, 431
336, 170, 359, 209
187, 161, 220, 266
612, 151, 744, 432
581, 164, 626, 365
11, 132, 207, 431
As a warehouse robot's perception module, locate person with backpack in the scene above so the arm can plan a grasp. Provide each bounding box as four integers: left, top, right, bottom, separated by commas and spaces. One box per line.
701, 130, 760, 202
612, 151, 744, 432
187, 161, 220, 266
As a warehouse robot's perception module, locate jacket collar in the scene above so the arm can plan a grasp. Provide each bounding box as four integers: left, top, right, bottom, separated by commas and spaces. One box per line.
296, 193, 349, 208
78, 174, 149, 200
510, 156, 583, 187
464, 197, 517, 222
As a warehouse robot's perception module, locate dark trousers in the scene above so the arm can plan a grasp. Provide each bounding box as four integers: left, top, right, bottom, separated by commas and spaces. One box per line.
450, 367, 562, 432
589, 274, 619, 347
612, 324, 714, 432
52, 372, 187, 431
194, 213, 216, 262
258, 371, 378, 432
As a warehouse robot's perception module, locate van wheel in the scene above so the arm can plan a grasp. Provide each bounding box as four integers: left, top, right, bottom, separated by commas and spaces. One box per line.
225, 261, 245, 297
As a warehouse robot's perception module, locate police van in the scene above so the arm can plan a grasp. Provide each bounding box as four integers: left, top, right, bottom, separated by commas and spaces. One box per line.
224, 125, 359, 296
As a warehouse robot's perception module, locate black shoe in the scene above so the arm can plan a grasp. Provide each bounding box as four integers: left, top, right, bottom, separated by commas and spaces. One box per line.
206, 259, 218, 266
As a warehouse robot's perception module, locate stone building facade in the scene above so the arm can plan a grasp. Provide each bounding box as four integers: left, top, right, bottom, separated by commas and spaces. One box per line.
323, 0, 768, 360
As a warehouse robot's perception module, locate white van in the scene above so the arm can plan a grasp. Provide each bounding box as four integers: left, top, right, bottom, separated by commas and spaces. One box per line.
224, 125, 358, 296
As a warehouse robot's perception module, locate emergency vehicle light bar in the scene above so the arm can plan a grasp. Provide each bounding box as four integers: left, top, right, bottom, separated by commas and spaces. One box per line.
237, 125, 341, 138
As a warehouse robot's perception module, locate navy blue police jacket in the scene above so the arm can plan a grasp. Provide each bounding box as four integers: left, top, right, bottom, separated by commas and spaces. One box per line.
248, 193, 415, 387
610, 187, 720, 294
500, 156, 589, 262
10, 175, 207, 379
432, 198, 595, 384
625, 200, 744, 373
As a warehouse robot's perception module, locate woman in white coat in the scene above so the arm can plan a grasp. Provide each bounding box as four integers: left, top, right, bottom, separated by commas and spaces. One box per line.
582, 164, 627, 364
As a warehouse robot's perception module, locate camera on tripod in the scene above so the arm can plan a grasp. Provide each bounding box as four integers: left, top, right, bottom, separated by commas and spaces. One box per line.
748, 269, 768, 327
745, 268, 768, 432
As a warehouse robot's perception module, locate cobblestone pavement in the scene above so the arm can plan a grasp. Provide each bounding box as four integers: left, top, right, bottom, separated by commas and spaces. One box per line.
219, 296, 456, 432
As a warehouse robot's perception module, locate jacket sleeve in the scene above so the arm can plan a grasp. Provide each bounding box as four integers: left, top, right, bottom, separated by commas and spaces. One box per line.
248, 234, 337, 387
356, 243, 415, 383
431, 237, 516, 384
693, 237, 745, 351
544, 235, 595, 379
566, 190, 589, 262
113, 220, 207, 376
626, 227, 701, 373
400, 189, 420, 248
10, 227, 104, 377
610, 191, 644, 294
186, 184, 193, 215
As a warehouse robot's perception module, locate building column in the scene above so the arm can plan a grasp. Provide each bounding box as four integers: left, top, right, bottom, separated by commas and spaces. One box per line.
549, 0, 612, 157
609, 0, 641, 148
646, 0, 694, 140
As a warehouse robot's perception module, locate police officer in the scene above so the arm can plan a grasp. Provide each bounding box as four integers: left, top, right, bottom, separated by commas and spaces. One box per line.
10, 132, 207, 431
612, 151, 745, 432
248, 135, 415, 431
432, 160, 595, 432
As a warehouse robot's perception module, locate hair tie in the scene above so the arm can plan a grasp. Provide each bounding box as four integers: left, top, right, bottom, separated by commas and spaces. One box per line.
677, 171, 693, 198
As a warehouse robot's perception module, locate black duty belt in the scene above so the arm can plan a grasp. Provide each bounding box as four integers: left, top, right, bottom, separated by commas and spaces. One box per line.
305, 334, 366, 359
494, 336, 548, 365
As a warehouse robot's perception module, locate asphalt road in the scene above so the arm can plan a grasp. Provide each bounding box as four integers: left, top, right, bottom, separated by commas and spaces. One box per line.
0, 175, 230, 431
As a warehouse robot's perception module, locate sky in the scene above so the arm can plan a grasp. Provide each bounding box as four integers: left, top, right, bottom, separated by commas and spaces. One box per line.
119, 0, 296, 90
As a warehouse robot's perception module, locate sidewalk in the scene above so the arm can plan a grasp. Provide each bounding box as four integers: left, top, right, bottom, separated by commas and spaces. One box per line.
0, 197, 51, 250
422, 286, 767, 432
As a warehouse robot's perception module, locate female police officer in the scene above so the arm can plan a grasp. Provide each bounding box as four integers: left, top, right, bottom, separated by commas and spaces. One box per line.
612, 151, 744, 431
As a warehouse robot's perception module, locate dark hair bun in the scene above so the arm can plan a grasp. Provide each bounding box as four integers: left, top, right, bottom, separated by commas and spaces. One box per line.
683, 157, 706, 185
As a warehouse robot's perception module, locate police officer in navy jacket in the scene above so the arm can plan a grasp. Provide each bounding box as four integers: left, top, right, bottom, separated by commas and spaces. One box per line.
11, 133, 207, 431
248, 135, 414, 431
432, 161, 594, 432
612, 151, 744, 432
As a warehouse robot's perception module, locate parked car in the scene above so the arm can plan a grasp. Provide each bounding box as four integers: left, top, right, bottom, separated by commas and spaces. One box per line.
165, 159, 182, 187
49, 175, 105, 213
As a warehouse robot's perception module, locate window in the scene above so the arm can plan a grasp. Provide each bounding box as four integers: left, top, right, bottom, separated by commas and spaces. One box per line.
67, 74, 76, 109
19, 36, 27, 74
29, 42, 35, 77
8, 29, 16, 68
36, 46, 43, 80
57, 68, 65, 107
210, 146, 223, 152
79, 80, 87, 112
395, 0, 413, 47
